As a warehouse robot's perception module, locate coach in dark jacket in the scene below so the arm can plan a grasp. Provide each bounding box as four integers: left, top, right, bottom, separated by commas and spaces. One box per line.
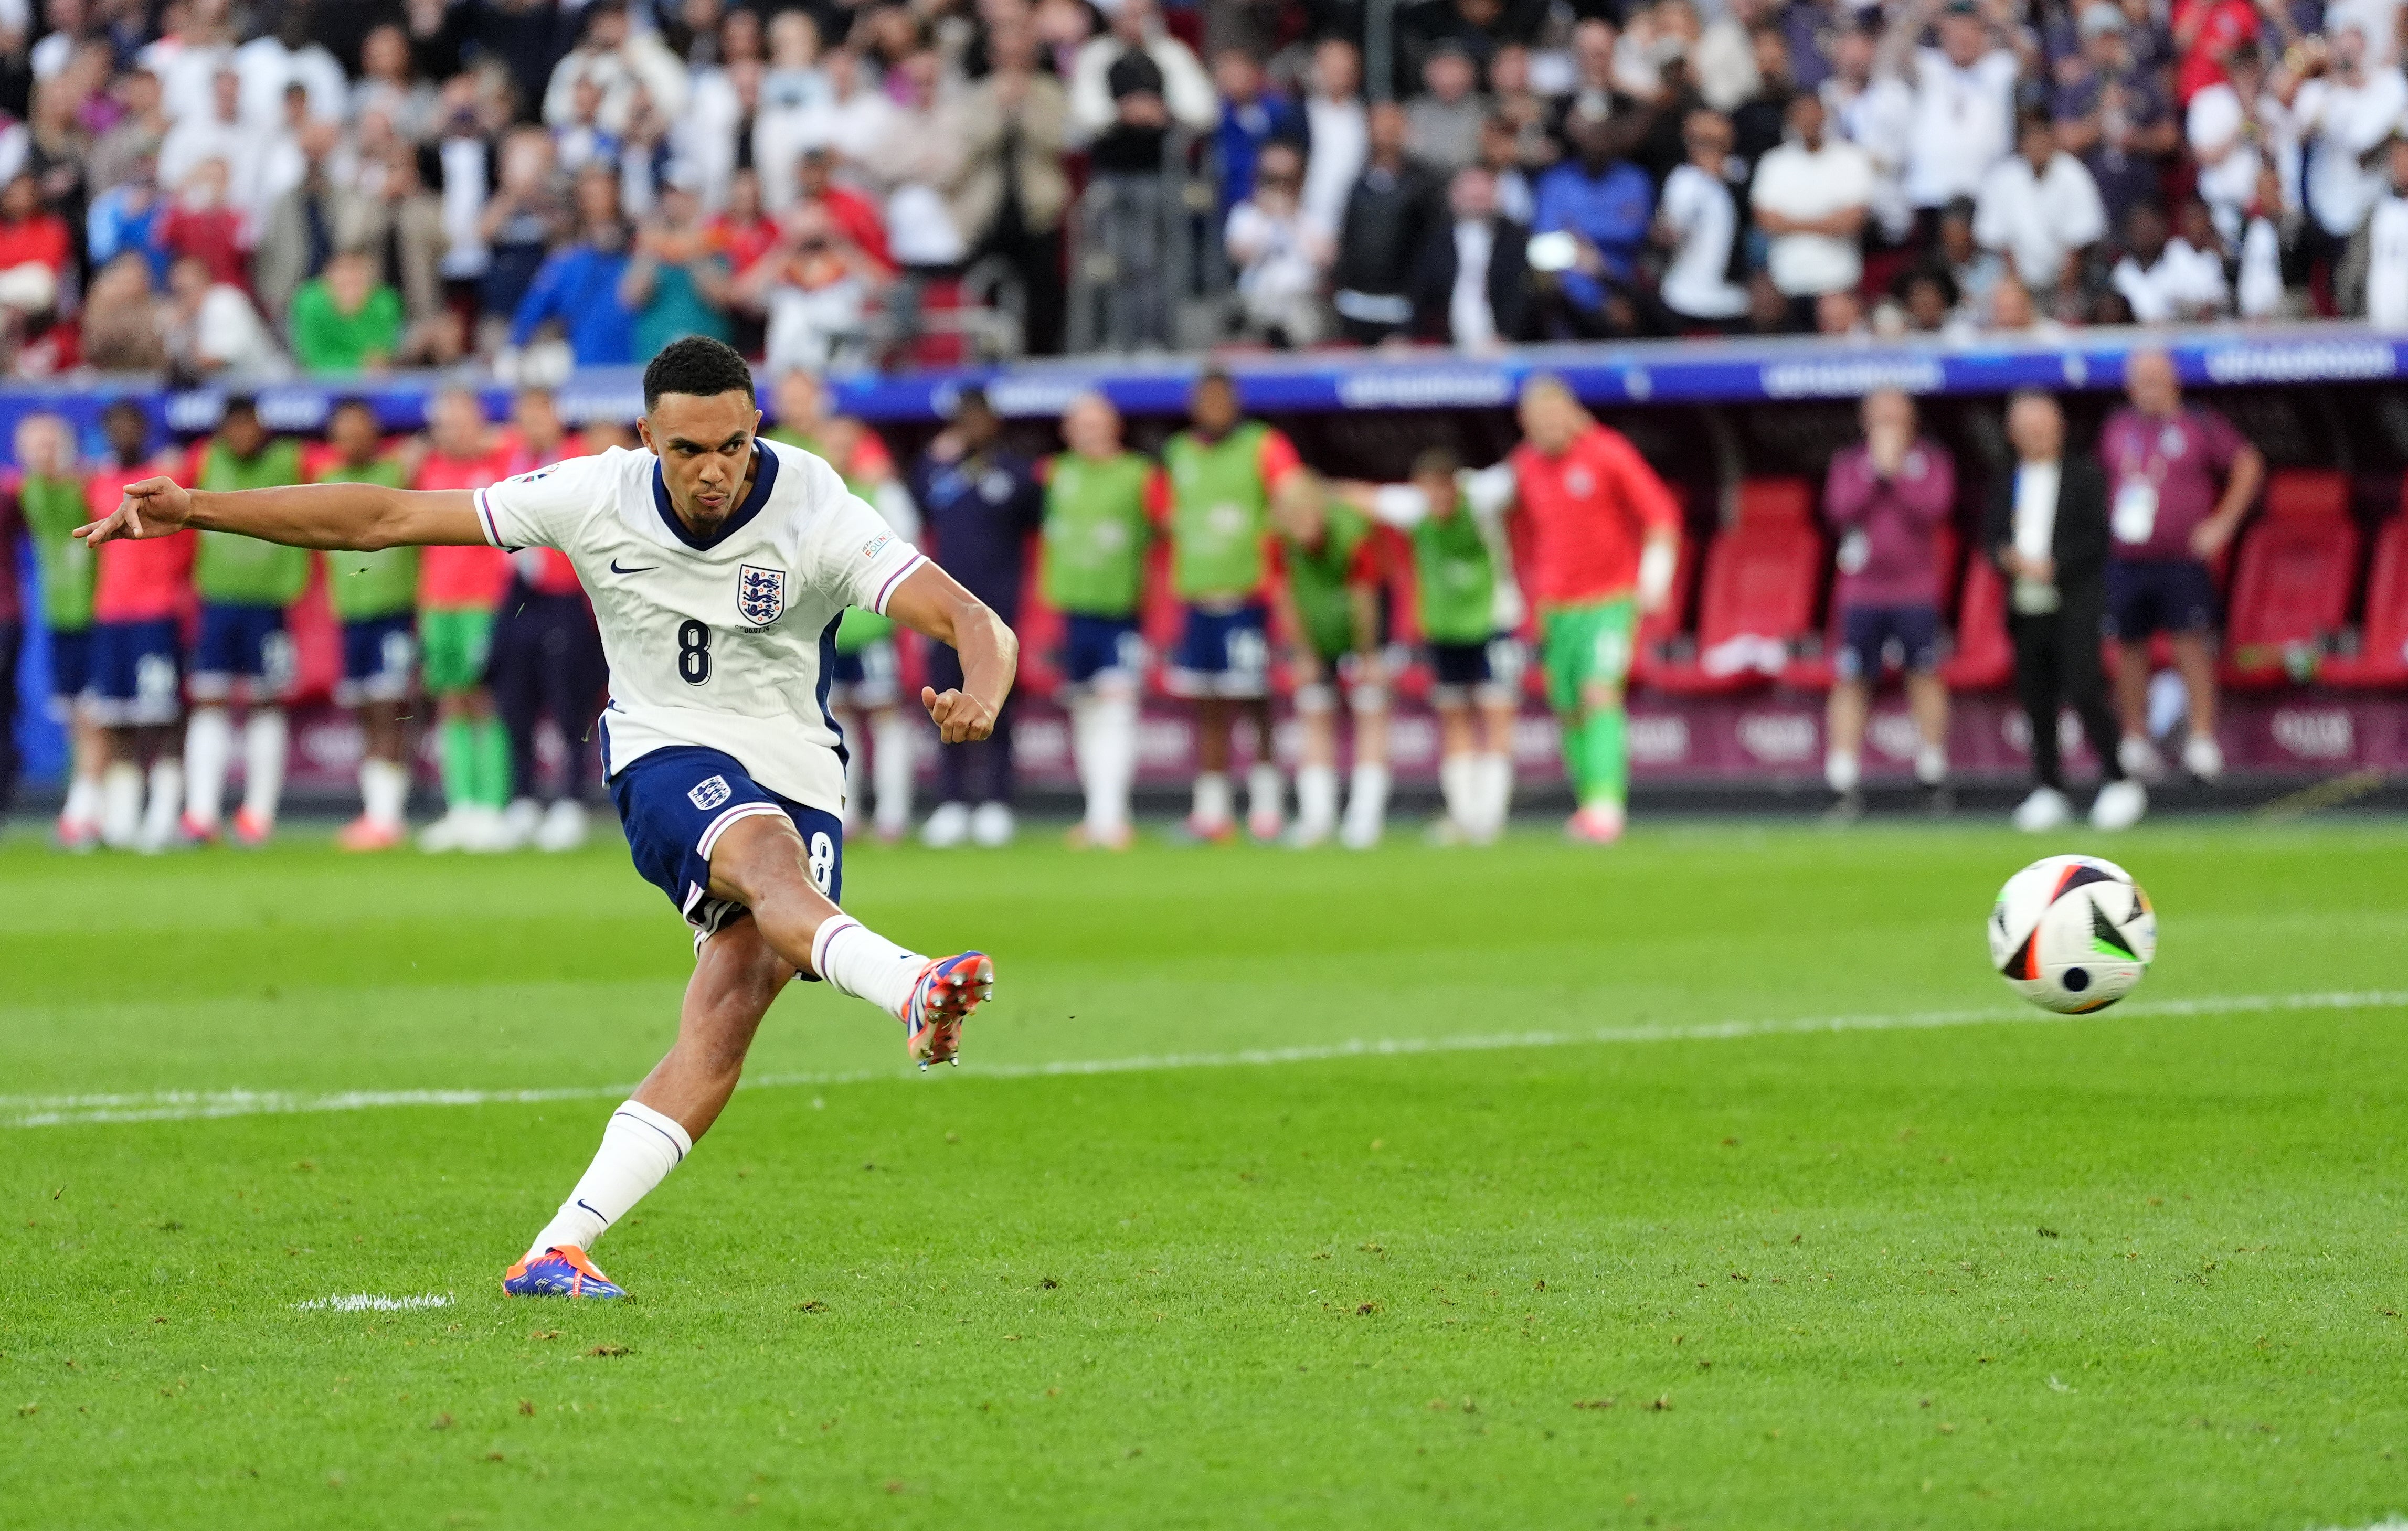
1983, 389, 2145, 832
1409, 165, 1534, 345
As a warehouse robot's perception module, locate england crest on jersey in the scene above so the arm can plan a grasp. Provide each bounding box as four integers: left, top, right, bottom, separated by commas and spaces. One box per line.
736, 564, 787, 626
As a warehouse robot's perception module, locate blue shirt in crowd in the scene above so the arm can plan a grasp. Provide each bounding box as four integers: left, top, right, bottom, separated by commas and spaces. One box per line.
509, 241, 635, 365
1214, 92, 1301, 212
1532, 157, 1655, 314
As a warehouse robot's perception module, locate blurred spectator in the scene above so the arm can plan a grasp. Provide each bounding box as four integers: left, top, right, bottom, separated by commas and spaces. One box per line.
709, 166, 779, 278
1405, 39, 1488, 174
2185, 41, 2290, 243
87, 66, 165, 195
2053, 4, 2177, 232
1070, 0, 1216, 146
796, 147, 892, 273
867, 50, 964, 274
1890, 265, 1964, 335
1476, 113, 1539, 225
1210, 46, 1298, 213
553, 73, 620, 178
1936, 195, 2003, 315
1652, 107, 1748, 329
252, 121, 356, 331
620, 176, 732, 360
478, 126, 568, 338
1531, 105, 1653, 336
235, 2, 344, 131
2236, 163, 2296, 318
2110, 199, 2230, 321
352, 24, 438, 144
1484, 44, 1558, 185
951, 14, 1071, 354
1731, 27, 1799, 165
1410, 163, 1532, 347
157, 157, 246, 286
1076, 3, 1210, 350
1900, 2, 2019, 220
2294, 23, 2408, 265
2169, 0, 2273, 107
82, 249, 165, 369
1332, 100, 1445, 344
1226, 138, 1330, 345
1695, 0, 1769, 111
1984, 271, 2068, 337
290, 247, 402, 373
508, 166, 637, 367
160, 253, 280, 377
2341, 140, 2408, 326
1751, 93, 1870, 318
0, 171, 71, 285
1972, 110, 2107, 309
759, 9, 824, 114
1300, 37, 1367, 240
1816, 288, 1866, 334
364, 144, 452, 362
86, 159, 167, 280
543, 1, 691, 139
739, 199, 880, 372
145, 0, 238, 128
1821, 24, 1913, 243
157, 67, 250, 207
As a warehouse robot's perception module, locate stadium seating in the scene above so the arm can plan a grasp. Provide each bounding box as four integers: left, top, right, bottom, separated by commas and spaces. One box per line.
1940, 552, 2017, 692
1646, 479, 1824, 696
2219, 470, 2358, 688
2322, 492, 2408, 689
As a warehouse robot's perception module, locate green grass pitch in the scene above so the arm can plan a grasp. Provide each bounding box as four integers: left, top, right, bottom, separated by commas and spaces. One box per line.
4, 816, 2406, 1528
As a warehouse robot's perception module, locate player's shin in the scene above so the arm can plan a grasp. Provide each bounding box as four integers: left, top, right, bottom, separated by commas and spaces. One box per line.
1094, 688, 1140, 834
241, 709, 288, 830
525, 1100, 693, 1261
183, 706, 231, 831
99, 759, 141, 847
1474, 751, 1514, 839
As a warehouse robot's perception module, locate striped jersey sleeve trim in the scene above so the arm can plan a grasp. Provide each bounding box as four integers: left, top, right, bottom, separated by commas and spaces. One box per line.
696, 801, 788, 859
871, 553, 929, 616
473, 488, 518, 551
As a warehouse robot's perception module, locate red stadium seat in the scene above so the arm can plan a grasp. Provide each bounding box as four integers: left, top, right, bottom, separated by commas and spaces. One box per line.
2322, 497, 2408, 689
1647, 478, 1824, 695
1940, 553, 2015, 691
2220, 469, 2357, 689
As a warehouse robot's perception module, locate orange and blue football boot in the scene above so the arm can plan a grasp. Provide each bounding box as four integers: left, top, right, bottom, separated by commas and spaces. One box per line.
905, 952, 994, 1069
502, 1245, 627, 1299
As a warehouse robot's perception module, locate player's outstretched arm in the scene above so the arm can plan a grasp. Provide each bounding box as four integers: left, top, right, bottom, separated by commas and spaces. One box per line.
886, 561, 1018, 745
76, 476, 486, 552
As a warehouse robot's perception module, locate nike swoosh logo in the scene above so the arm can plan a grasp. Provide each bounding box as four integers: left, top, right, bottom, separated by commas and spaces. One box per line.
609, 558, 658, 574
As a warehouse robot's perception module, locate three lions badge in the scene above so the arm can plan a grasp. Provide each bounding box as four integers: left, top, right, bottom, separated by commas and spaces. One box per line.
736, 565, 786, 626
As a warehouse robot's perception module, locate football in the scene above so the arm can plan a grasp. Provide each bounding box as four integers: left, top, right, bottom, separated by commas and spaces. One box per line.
1989, 854, 2158, 1013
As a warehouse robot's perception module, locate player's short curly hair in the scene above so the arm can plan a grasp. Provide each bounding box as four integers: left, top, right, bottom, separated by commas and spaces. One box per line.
642, 336, 758, 411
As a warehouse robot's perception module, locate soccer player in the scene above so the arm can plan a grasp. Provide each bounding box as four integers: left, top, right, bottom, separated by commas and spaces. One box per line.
1344, 446, 1525, 844
908, 388, 1044, 849
413, 387, 516, 852
763, 369, 921, 843
1042, 391, 1162, 850
1820, 389, 1956, 820
493, 386, 607, 853
15, 414, 104, 847
182, 397, 306, 844
311, 399, 418, 852
1272, 471, 1388, 848
84, 399, 191, 853
2101, 348, 2263, 784
1163, 370, 1309, 841
1499, 377, 1680, 843
81, 337, 1004, 1300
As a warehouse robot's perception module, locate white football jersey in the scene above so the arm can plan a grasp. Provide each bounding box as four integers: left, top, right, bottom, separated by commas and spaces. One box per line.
476, 440, 926, 814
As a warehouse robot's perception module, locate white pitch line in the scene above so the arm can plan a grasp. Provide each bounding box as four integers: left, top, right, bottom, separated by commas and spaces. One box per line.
6, 989, 2404, 1131
291, 1293, 453, 1313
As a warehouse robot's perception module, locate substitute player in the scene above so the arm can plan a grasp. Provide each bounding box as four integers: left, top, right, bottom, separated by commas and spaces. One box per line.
311, 399, 419, 852
764, 369, 921, 843
85, 399, 191, 853
413, 388, 515, 852
17, 414, 103, 847
1345, 446, 1525, 844
1042, 392, 1161, 850
1163, 370, 1309, 841
1502, 377, 1680, 844
1273, 472, 1388, 848
82, 336, 1003, 1300
183, 397, 306, 844
493, 386, 607, 853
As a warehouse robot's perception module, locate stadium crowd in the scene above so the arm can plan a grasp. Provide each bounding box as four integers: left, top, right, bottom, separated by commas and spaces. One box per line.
0, 0, 2393, 376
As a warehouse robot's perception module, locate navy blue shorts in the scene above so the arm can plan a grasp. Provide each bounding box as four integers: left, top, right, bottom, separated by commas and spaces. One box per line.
827, 636, 900, 708
609, 745, 844, 944
2106, 558, 2219, 640
190, 601, 294, 701
1060, 614, 1145, 686
1836, 604, 1942, 682
1167, 603, 1270, 698
47, 628, 92, 703
340, 613, 417, 705
88, 618, 181, 726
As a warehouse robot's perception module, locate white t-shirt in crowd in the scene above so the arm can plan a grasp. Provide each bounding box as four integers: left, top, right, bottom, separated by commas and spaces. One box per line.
2296, 70, 2408, 236
1751, 136, 1873, 295
1903, 46, 2019, 208
1658, 162, 1749, 319
2112, 239, 2231, 323
1301, 94, 1368, 240
2367, 193, 2408, 329
1971, 151, 2107, 289
234, 35, 347, 130
2236, 215, 2286, 317
2186, 82, 2285, 232
1826, 72, 1916, 241
1448, 219, 1499, 348
477, 441, 927, 814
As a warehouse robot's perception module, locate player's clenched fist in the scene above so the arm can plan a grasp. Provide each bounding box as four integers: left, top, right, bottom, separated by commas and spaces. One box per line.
76, 476, 191, 544
921, 685, 996, 744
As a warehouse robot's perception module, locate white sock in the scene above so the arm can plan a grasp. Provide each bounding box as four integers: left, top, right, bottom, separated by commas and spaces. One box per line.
100, 761, 141, 847
1191, 770, 1231, 829
526, 1099, 693, 1259
1825, 750, 1861, 793
1439, 753, 1474, 827
870, 710, 914, 837
1915, 742, 1949, 786
360, 758, 408, 828
242, 709, 288, 824
142, 758, 184, 843
183, 707, 231, 827
1294, 763, 1338, 836
810, 915, 928, 1020
1070, 696, 1111, 834
61, 773, 102, 831
1342, 761, 1389, 841
1098, 693, 1140, 830
1246, 762, 1284, 828
1475, 752, 1514, 836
